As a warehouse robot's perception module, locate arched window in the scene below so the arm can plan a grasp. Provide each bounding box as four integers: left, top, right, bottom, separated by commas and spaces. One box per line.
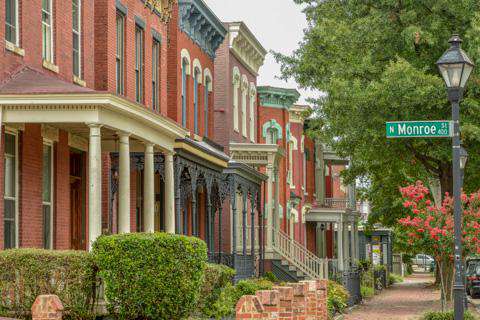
232, 67, 240, 131
204, 69, 212, 137
288, 135, 298, 188
266, 128, 278, 144
262, 119, 283, 144
241, 75, 248, 137
193, 67, 201, 134
249, 83, 256, 142
180, 49, 191, 127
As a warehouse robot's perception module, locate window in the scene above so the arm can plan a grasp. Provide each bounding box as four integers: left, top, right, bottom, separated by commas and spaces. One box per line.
193, 68, 200, 134
42, 143, 53, 249
42, 0, 54, 62
116, 12, 125, 95
152, 39, 160, 111
135, 25, 144, 103
232, 68, 240, 131
249, 91, 255, 142
72, 0, 81, 78
4, 133, 17, 249
266, 128, 277, 144
181, 58, 188, 127
204, 77, 210, 137
241, 89, 247, 137
5, 0, 18, 45
303, 151, 307, 193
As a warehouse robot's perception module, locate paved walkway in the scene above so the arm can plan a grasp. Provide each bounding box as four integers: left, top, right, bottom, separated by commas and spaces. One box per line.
343, 273, 459, 320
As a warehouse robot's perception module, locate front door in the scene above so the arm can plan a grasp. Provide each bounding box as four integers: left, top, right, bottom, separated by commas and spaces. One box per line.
70, 150, 85, 250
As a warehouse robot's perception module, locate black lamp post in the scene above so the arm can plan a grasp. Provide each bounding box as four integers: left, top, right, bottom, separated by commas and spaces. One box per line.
437, 34, 475, 320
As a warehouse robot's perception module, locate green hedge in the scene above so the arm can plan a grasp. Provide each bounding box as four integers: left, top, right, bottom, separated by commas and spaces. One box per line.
195, 263, 235, 319
93, 232, 207, 320
0, 249, 97, 320
327, 280, 349, 317
422, 310, 476, 320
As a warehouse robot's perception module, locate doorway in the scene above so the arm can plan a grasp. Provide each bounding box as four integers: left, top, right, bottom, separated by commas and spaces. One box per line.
70, 149, 86, 250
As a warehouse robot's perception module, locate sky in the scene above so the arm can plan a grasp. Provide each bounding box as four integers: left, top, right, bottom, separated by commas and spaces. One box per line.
203, 0, 316, 105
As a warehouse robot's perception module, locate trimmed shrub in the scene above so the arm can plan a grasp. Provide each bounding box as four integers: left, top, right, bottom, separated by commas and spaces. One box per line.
195, 263, 235, 319
360, 285, 374, 298
421, 310, 476, 320
93, 232, 207, 320
327, 280, 349, 317
0, 249, 97, 320
388, 273, 404, 285
209, 278, 274, 319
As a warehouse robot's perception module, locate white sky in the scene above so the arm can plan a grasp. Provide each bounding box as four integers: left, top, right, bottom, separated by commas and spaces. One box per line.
204, 0, 316, 104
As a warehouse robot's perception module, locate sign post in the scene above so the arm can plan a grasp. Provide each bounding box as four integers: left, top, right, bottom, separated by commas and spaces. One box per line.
386, 120, 453, 138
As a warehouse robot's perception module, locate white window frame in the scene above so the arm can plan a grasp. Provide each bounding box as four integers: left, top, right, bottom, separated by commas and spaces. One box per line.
249, 91, 255, 142
5, 0, 19, 46
241, 76, 248, 137
72, 0, 82, 78
152, 38, 161, 111
116, 12, 125, 95
4, 130, 19, 249
288, 135, 298, 188
42, 140, 54, 249
42, 0, 54, 63
232, 67, 240, 132
135, 25, 144, 103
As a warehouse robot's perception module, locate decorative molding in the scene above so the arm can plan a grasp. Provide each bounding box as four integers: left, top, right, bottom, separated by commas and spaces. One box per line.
289, 104, 310, 123
241, 74, 249, 92
41, 125, 59, 142
180, 48, 192, 75
227, 22, 267, 76
142, 0, 176, 23
203, 68, 213, 91
192, 58, 203, 83
232, 66, 241, 86
178, 0, 227, 59
68, 132, 88, 151
262, 119, 283, 140
249, 82, 256, 97
257, 86, 300, 110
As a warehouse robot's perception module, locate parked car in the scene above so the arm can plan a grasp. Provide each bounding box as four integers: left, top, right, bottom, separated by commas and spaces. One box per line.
412, 254, 434, 268
466, 258, 480, 297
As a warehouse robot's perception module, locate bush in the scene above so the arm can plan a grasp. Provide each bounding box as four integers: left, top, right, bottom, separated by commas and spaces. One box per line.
0, 249, 97, 320
195, 263, 235, 319
263, 271, 278, 283
421, 310, 476, 320
208, 278, 274, 319
93, 232, 207, 320
388, 273, 404, 285
327, 280, 349, 317
360, 285, 374, 298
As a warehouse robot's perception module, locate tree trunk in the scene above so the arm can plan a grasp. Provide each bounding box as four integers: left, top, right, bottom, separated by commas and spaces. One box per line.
438, 163, 453, 198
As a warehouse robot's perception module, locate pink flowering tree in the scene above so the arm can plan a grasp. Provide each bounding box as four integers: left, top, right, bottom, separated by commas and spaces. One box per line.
397, 181, 480, 306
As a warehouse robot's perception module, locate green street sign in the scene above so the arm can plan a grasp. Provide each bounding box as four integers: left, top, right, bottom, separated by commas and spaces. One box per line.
386, 121, 453, 138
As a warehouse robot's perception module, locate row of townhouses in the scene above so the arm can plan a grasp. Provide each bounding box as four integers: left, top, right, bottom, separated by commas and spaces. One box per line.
0, 0, 359, 282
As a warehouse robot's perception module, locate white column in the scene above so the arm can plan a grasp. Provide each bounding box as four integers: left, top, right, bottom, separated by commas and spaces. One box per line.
274, 168, 280, 231
266, 163, 274, 248
350, 221, 355, 261
337, 219, 344, 271
343, 221, 350, 268
118, 132, 131, 234
143, 143, 155, 233
354, 219, 359, 260
164, 152, 175, 233
88, 124, 102, 251
315, 223, 322, 257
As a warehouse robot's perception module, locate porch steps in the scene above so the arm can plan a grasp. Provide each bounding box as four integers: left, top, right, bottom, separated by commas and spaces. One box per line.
272, 259, 306, 282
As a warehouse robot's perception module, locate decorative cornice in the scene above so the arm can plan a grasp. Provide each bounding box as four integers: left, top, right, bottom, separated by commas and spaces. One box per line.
227, 22, 267, 76
289, 104, 310, 123
178, 0, 227, 59
142, 0, 176, 23
257, 86, 300, 110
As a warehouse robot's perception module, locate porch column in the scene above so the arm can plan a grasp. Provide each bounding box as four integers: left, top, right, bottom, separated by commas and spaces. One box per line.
164, 152, 175, 233
316, 223, 322, 258
143, 143, 155, 233
343, 221, 350, 268
353, 219, 359, 260
242, 192, 248, 256
88, 124, 102, 251
250, 195, 255, 258
231, 186, 238, 268
315, 142, 325, 204
349, 221, 356, 261
118, 132, 131, 234
337, 219, 344, 271
274, 169, 280, 231
266, 163, 274, 248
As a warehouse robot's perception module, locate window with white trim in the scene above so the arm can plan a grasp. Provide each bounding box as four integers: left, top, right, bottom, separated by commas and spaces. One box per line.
232, 68, 240, 132
193, 68, 200, 134
135, 25, 144, 103
152, 39, 160, 111
116, 12, 125, 95
181, 58, 188, 127
42, 142, 53, 249
241, 85, 247, 137
5, 0, 19, 45
266, 128, 277, 144
204, 77, 211, 137
42, 0, 54, 62
72, 0, 81, 78
249, 91, 255, 142
4, 132, 17, 249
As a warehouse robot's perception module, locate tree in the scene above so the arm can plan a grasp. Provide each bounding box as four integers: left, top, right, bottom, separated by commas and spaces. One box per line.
275, 0, 480, 225
397, 181, 480, 306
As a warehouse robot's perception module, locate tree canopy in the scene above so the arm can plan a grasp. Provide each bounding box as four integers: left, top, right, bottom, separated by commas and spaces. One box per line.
275, 0, 480, 226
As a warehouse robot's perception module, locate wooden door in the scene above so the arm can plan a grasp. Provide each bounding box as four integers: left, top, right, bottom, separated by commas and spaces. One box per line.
70, 150, 85, 250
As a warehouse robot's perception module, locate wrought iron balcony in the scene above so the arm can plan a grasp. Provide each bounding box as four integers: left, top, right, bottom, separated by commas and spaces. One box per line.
321, 198, 349, 209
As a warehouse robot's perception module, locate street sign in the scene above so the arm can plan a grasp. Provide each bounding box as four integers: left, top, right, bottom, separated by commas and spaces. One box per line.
386, 120, 453, 138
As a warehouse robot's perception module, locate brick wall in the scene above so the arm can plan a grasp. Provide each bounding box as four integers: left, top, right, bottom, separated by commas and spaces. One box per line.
0, 127, 4, 249
54, 130, 70, 250
236, 280, 328, 319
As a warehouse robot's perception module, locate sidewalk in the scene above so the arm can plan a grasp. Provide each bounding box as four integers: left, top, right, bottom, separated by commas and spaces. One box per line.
342, 273, 455, 320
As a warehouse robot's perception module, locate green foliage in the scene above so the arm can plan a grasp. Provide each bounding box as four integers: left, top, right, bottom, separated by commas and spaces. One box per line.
360, 286, 374, 299
422, 310, 477, 320
327, 280, 349, 317
275, 0, 480, 227
0, 249, 97, 320
263, 271, 279, 283
92, 232, 207, 320
195, 263, 235, 319
388, 273, 404, 285
208, 278, 274, 319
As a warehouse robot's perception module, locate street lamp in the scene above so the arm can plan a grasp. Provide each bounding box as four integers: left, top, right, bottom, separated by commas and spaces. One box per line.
460, 147, 468, 171
437, 34, 475, 320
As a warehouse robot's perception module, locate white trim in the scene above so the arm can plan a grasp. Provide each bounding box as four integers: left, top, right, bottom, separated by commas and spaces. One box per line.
180, 48, 191, 75
4, 129, 19, 248
72, 0, 82, 79
192, 58, 203, 84
42, 0, 55, 63
232, 67, 240, 132
5, 0, 20, 47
